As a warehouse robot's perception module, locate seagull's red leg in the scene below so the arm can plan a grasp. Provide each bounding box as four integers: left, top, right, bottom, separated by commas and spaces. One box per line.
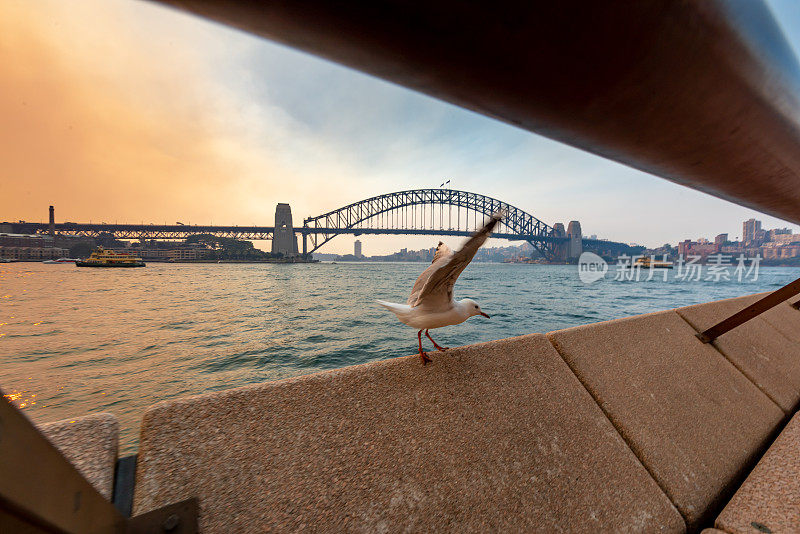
425, 329, 449, 351
418, 330, 432, 365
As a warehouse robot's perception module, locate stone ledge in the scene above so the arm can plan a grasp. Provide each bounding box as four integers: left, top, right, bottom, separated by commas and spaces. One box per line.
547, 310, 783, 531
134, 334, 684, 533
38, 412, 119, 499
760, 295, 800, 345
715, 412, 800, 534
677, 293, 800, 413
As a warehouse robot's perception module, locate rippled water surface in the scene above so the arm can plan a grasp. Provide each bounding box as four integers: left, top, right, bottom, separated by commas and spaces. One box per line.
1, 262, 798, 453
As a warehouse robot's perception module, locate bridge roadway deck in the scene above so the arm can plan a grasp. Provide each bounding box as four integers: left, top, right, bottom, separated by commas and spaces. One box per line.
7, 222, 635, 248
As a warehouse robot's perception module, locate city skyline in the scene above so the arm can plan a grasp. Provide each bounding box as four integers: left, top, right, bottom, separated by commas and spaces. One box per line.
8, 201, 799, 259
2, 0, 800, 254
328, 216, 800, 260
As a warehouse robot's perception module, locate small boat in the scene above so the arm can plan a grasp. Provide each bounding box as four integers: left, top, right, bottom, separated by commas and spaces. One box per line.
75, 247, 145, 268
630, 257, 674, 269
43, 258, 79, 264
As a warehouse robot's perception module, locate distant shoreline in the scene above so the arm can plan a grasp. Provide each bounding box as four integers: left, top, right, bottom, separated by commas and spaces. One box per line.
1, 258, 319, 264
4, 259, 800, 267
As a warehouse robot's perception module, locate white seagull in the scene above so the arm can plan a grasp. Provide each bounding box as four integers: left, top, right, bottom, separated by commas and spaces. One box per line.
377, 212, 502, 365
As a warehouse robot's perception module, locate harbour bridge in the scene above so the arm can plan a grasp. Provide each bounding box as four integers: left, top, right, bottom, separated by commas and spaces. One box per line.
7, 189, 635, 261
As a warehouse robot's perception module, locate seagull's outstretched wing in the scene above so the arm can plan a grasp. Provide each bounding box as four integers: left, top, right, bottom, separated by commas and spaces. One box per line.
407, 241, 452, 306
407, 212, 502, 308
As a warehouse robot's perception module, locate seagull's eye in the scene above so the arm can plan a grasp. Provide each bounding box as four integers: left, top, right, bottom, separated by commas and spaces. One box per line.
474, 305, 479, 309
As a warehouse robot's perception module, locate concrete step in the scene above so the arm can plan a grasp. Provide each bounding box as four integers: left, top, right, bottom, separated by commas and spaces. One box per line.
547, 309, 784, 531
678, 294, 800, 413
133, 334, 684, 533
38, 413, 119, 499
714, 411, 800, 534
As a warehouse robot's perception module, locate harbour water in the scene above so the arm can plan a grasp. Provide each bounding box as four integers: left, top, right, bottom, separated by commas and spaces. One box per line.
1, 261, 798, 453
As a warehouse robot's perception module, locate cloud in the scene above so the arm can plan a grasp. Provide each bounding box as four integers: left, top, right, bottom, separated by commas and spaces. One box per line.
0, 0, 369, 228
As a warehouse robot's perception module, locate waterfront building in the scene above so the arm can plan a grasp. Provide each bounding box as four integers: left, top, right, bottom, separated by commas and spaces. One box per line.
781, 246, 800, 258
768, 228, 792, 240
769, 232, 800, 245
0, 245, 69, 260
137, 249, 172, 260
0, 233, 55, 248
676, 238, 719, 259
354, 240, 362, 258
169, 247, 216, 261
743, 218, 762, 243
0, 232, 68, 260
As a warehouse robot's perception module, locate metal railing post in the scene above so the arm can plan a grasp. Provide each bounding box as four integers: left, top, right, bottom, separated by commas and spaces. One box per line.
696, 276, 800, 343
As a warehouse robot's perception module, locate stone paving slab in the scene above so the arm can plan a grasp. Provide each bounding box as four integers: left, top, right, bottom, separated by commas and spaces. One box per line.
715, 412, 800, 534
39, 413, 119, 499
547, 311, 784, 531
761, 296, 800, 345
134, 334, 684, 533
677, 294, 800, 413
717, 291, 800, 345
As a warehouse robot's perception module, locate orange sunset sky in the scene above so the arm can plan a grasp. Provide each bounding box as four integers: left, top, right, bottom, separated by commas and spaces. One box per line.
0, 1, 341, 226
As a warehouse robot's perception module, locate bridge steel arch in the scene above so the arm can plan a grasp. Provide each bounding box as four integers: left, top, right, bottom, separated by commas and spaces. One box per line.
301, 189, 556, 256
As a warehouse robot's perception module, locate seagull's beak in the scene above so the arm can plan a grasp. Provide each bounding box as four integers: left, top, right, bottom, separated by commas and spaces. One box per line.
479, 311, 490, 318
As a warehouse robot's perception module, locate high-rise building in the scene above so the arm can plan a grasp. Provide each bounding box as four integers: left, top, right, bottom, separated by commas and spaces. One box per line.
714, 233, 728, 246
354, 240, 362, 258
743, 218, 762, 243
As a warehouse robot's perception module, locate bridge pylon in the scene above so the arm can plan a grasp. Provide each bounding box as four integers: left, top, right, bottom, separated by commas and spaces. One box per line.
271, 203, 299, 257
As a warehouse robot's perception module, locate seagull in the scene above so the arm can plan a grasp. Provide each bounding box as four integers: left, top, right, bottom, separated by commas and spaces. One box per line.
377, 212, 502, 365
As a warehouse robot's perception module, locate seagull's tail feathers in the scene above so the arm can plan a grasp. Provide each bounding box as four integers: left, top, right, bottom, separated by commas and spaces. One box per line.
376, 300, 412, 317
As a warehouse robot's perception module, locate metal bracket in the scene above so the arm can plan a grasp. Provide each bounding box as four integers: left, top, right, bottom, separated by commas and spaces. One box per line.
126, 498, 198, 534
113, 455, 138, 517
696, 276, 800, 343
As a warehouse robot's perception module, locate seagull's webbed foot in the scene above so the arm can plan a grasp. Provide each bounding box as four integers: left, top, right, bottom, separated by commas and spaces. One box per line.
425, 329, 449, 352
417, 330, 433, 366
